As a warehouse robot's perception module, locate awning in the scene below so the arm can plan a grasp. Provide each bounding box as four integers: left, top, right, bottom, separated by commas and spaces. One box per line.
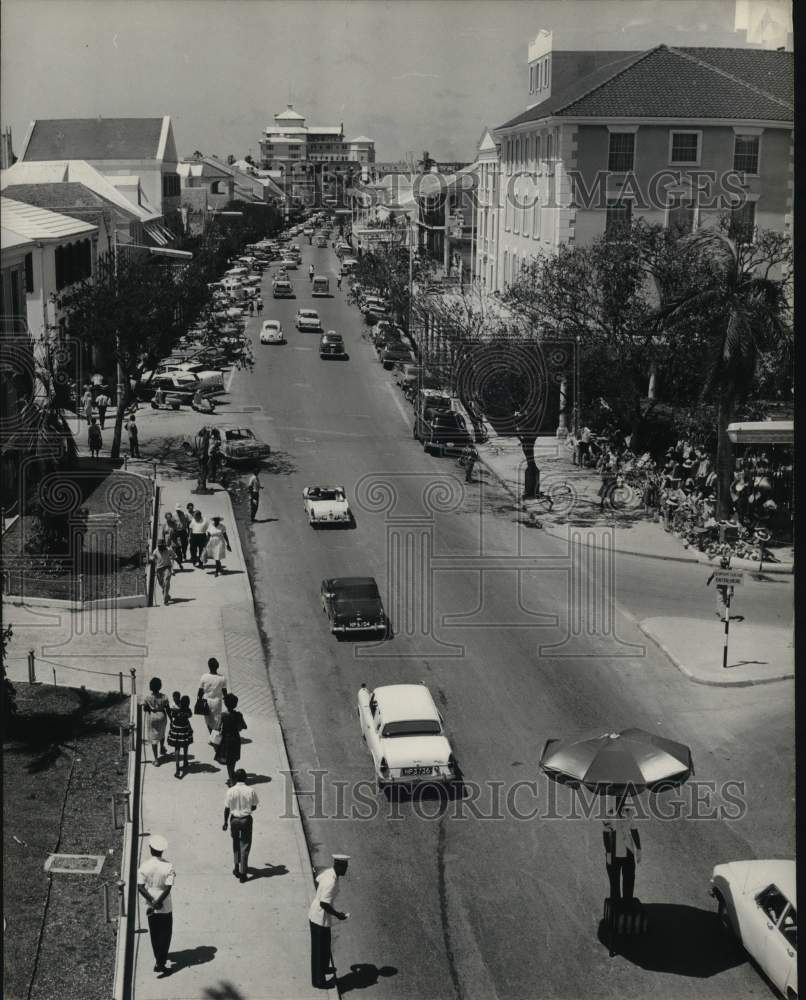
143, 222, 168, 246
727, 421, 794, 445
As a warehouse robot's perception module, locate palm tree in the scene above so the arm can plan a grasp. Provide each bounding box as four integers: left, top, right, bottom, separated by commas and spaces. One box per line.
666, 225, 791, 517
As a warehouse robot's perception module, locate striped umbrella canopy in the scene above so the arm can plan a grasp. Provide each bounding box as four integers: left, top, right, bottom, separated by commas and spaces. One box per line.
539, 728, 694, 794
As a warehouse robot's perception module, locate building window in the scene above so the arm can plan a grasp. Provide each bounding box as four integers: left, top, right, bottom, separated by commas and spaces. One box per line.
608, 132, 634, 172
546, 132, 553, 164
733, 134, 760, 174
729, 201, 756, 244
162, 173, 181, 197
530, 66, 535, 93
24, 253, 34, 294
605, 200, 632, 239
546, 58, 550, 89
55, 239, 92, 291
532, 197, 541, 239
669, 131, 700, 165
503, 250, 509, 284
666, 195, 695, 236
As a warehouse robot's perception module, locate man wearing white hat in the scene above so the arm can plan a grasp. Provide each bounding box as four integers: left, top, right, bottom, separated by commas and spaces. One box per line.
137, 834, 176, 973
308, 854, 350, 988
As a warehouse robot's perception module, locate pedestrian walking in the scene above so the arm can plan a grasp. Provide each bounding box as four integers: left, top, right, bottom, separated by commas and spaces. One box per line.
161, 512, 184, 569
88, 418, 102, 459
602, 804, 641, 902
215, 693, 247, 786
167, 694, 194, 778
150, 540, 176, 605
137, 834, 175, 974
308, 854, 350, 989
188, 509, 210, 567
126, 415, 141, 458
198, 657, 228, 738
205, 516, 231, 577
247, 470, 262, 522
81, 386, 94, 425
249, 299, 255, 316
461, 445, 476, 483
223, 769, 259, 883
144, 676, 170, 765
208, 437, 223, 482
309, 264, 315, 282
256, 296, 263, 314
173, 504, 189, 561
336, 273, 342, 291
95, 391, 110, 429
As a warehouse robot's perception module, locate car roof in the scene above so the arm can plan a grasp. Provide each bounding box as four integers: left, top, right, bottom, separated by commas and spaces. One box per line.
300, 309, 319, 315
326, 576, 377, 589
372, 684, 440, 725
306, 485, 345, 492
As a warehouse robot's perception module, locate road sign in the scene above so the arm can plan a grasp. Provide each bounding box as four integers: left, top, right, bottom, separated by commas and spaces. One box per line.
713, 569, 744, 587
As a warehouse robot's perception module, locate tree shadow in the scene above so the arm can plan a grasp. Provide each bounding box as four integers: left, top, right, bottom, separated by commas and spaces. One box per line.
247, 863, 289, 880
337, 964, 398, 994
251, 517, 280, 524
245, 772, 273, 784
595, 903, 745, 976
182, 761, 221, 775
163, 944, 217, 974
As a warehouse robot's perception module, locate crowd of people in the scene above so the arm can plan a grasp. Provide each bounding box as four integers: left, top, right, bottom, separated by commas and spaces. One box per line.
150, 501, 233, 603
567, 426, 785, 559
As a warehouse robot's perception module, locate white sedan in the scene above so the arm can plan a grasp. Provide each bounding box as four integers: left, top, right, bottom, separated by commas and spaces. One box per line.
296, 309, 322, 332
711, 859, 797, 998
357, 683, 457, 792
260, 320, 285, 344
303, 485, 352, 527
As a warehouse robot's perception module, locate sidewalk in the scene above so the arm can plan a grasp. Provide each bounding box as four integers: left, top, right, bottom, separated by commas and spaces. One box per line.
639, 617, 794, 687
475, 434, 794, 573
4, 478, 320, 1000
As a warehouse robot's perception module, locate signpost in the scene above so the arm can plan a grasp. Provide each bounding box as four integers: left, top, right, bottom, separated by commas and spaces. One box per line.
713, 569, 743, 668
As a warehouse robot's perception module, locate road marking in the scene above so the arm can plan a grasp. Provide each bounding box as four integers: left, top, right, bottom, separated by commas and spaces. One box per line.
292, 347, 314, 351
225, 366, 239, 393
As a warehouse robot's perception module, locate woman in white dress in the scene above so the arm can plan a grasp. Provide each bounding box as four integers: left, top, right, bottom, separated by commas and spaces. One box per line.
205, 516, 232, 577
198, 657, 228, 738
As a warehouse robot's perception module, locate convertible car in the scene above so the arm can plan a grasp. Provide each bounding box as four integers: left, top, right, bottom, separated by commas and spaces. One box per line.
303, 486, 352, 527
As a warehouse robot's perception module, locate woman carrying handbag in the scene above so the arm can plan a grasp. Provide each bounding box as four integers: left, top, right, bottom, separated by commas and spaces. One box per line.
215, 693, 248, 785
198, 657, 228, 746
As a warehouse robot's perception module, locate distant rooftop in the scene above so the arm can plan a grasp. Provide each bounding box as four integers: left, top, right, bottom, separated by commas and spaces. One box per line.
1, 196, 97, 242
22, 117, 169, 162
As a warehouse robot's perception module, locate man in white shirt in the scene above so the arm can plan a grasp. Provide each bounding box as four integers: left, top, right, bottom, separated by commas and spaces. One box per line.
223, 770, 259, 883
137, 834, 176, 973
248, 471, 262, 522
602, 805, 641, 902
308, 854, 350, 988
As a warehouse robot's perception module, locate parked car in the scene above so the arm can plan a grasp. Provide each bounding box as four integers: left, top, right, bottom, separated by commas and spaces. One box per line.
341, 257, 359, 275
362, 296, 389, 324
157, 362, 224, 392
380, 342, 416, 370
710, 860, 797, 999
414, 408, 473, 457
316, 235, 328, 248
273, 279, 295, 299
136, 371, 217, 403
320, 577, 387, 637
182, 425, 271, 465
303, 485, 352, 527
260, 320, 285, 344
319, 331, 346, 359
296, 308, 322, 332
281, 257, 298, 270
357, 683, 458, 792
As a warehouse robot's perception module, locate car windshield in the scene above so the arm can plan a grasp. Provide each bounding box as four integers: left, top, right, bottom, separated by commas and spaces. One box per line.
338, 583, 379, 600
435, 414, 466, 427
225, 429, 254, 441
382, 720, 441, 737
310, 489, 344, 501
301, 311, 318, 318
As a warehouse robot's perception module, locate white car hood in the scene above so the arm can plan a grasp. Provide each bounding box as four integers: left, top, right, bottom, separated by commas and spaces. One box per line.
380, 735, 452, 768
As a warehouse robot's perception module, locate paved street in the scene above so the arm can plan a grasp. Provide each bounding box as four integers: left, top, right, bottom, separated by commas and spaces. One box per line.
132, 240, 793, 1000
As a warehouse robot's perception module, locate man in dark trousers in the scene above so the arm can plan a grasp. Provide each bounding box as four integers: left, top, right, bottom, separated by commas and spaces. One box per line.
602, 804, 641, 902
95, 391, 111, 429
223, 769, 260, 883
308, 854, 350, 988
126, 415, 141, 458
137, 834, 175, 974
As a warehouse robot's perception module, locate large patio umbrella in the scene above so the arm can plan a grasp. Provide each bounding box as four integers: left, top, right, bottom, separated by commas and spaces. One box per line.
539, 727, 694, 796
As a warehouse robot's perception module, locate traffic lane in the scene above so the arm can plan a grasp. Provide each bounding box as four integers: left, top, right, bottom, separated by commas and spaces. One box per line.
231, 399, 786, 994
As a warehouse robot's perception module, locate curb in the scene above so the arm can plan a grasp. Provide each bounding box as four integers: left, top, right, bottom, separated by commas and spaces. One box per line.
477, 457, 794, 574
638, 620, 794, 688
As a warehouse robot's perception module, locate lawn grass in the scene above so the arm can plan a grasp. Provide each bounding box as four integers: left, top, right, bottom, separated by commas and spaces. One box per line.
3, 682, 130, 1000
3, 465, 154, 601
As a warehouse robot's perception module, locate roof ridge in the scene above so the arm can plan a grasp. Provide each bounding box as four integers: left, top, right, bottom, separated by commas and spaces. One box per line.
554, 45, 664, 114
668, 46, 793, 110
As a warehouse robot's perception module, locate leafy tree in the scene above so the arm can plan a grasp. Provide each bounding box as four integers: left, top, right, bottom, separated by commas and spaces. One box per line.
347, 239, 436, 333
663, 224, 792, 516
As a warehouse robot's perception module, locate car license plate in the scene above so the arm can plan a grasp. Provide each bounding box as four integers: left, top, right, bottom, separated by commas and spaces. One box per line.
402, 766, 433, 777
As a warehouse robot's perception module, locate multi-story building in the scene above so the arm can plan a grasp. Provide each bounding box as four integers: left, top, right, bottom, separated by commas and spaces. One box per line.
16, 117, 183, 239
259, 106, 374, 207
476, 32, 793, 292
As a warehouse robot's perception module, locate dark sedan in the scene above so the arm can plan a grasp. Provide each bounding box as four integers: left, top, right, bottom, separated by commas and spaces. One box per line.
320, 577, 388, 638
319, 332, 347, 359
380, 343, 416, 370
